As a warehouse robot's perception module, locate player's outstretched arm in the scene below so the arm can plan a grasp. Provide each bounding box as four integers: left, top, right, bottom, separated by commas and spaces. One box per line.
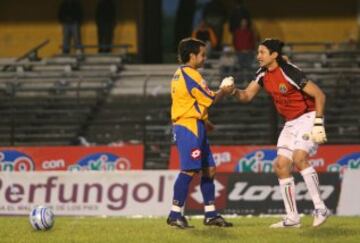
232, 80, 261, 103
213, 77, 235, 104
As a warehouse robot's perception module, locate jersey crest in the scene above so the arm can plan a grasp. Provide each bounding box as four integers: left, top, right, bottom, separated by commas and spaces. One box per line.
279, 83, 288, 94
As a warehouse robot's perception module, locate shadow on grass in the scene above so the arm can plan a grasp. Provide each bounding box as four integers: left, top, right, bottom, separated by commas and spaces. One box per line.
188, 226, 238, 241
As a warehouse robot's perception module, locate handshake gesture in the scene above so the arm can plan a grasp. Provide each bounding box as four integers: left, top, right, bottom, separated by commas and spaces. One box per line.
219, 76, 236, 95
311, 117, 327, 144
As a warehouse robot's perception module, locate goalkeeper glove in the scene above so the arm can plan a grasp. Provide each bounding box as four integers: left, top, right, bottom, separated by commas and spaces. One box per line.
311, 117, 327, 144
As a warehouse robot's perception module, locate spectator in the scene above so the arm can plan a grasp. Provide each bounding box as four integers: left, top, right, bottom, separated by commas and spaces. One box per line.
96, 0, 116, 53
192, 0, 212, 30
233, 17, 256, 69
229, 0, 251, 34
233, 18, 255, 52
58, 0, 83, 54
202, 0, 226, 49
192, 20, 218, 52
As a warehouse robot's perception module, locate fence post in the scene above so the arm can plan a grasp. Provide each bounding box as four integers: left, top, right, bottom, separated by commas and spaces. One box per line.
142, 75, 150, 166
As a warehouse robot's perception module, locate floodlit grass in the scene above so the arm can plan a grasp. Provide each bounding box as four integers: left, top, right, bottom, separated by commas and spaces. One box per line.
1, 216, 360, 243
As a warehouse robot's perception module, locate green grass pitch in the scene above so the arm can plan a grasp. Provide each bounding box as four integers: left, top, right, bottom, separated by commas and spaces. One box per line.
1, 216, 359, 243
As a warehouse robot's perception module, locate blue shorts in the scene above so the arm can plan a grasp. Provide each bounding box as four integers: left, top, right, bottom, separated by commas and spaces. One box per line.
173, 120, 215, 171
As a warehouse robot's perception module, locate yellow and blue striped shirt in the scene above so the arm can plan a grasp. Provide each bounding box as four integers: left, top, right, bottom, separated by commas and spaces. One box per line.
171, 66, 215, 136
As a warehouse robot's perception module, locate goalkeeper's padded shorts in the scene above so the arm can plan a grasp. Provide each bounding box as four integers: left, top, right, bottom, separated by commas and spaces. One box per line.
277, 111, 318, 159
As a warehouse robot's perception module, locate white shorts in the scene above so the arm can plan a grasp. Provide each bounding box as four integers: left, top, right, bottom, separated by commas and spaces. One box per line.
277, 111, 318, 160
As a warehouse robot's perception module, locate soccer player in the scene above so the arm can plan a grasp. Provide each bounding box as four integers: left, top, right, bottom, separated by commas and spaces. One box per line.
167, 37, 234, 229
224, 38, 330, 228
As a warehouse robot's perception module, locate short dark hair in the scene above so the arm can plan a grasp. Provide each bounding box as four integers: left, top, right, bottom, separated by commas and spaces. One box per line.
261, 38, 285, 64
177, 38, 206, 64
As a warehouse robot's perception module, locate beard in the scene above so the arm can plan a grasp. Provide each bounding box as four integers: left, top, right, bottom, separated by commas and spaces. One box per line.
195, 61, 205, 69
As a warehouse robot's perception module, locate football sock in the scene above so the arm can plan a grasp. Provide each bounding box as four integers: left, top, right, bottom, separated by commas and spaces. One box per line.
201, 176, 217, 218
279, 177, 299, 220
169, 172, 193, 219
301, 166, 326, 209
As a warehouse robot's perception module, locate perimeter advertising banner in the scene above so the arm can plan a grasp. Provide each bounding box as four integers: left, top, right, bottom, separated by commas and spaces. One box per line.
185, 172, 340, 215
337, 170, 360, 215
0, 171, 177, 216
0, 146, 144, 172
0, 171, 342, 216
169, 145, 360, 175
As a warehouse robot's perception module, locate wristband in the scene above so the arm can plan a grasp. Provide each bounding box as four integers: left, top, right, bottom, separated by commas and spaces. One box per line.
314, 117, 324, 126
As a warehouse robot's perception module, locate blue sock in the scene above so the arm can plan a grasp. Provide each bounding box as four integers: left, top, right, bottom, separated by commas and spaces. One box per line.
169, 173, 193, 219
201, 176, 217, 218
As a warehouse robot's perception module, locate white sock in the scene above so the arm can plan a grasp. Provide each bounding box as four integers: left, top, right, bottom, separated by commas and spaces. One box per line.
301, 166, 326, 210
279, 177, 299, 220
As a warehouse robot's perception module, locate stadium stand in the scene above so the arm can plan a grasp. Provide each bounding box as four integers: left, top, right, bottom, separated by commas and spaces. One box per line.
0, 43, 359, 168
83, 65, 174, 169
0, 53, 118, 146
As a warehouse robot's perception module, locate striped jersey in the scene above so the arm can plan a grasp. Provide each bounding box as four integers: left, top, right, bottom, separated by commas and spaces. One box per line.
254, 62, 315, 121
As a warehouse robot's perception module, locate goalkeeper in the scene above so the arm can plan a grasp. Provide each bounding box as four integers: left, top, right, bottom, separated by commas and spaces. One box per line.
221, 39, 329, 228
167, 37, 234, 229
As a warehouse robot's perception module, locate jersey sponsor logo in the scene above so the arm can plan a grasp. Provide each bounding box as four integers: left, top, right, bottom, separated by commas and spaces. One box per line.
190, 148, 201, 160
279, 83, 288, 94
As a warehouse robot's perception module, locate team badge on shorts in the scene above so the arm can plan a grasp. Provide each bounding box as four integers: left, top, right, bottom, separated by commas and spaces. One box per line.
302, 133, 310, 141
191, 148, 201, 160
279, 83, 287, 94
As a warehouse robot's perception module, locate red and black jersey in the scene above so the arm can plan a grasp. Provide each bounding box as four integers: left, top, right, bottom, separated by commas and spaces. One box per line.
254, 62, 315, 121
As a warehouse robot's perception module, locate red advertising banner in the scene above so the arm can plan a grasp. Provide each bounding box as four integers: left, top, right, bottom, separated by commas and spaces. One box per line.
169, 145, 360, 174
0, 145, 144, 171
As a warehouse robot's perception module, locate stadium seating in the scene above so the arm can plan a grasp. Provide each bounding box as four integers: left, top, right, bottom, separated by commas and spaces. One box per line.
0, 46, 359, 168
0, 55, 117, 146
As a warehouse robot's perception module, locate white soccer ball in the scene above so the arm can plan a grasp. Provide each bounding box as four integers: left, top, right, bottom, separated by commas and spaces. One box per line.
29, 206, 55, 231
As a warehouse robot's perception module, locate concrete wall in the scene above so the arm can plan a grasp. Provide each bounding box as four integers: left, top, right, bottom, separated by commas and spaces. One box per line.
0, 0, 140, 57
